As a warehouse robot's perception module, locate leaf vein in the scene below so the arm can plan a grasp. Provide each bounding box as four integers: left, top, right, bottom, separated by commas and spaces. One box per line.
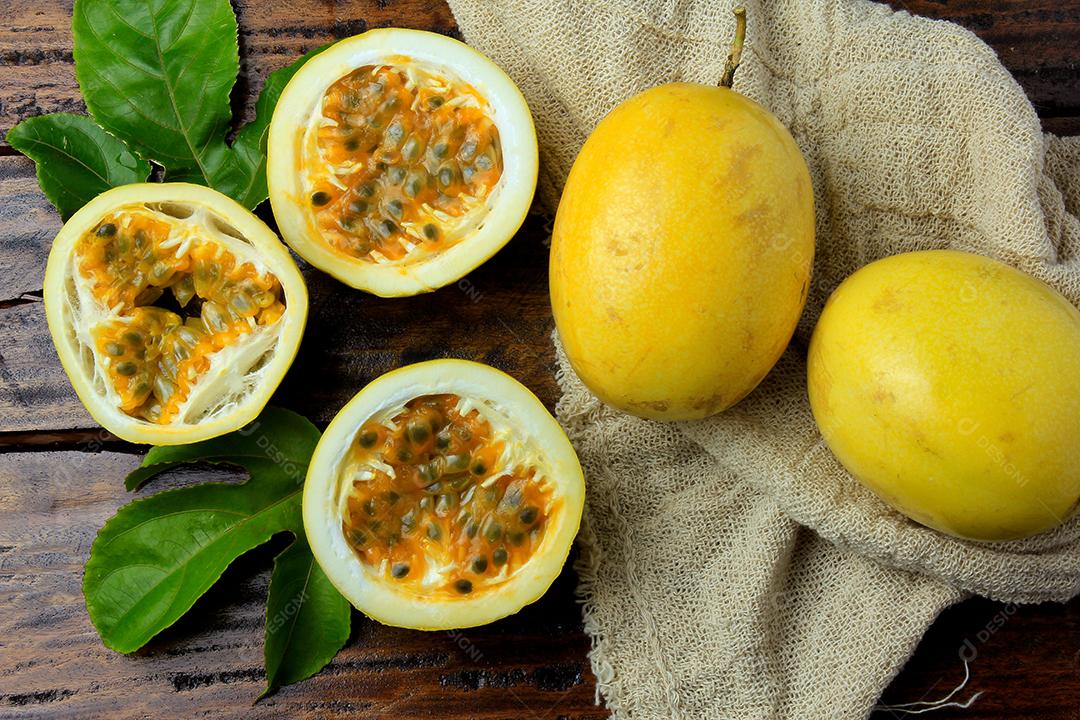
105, 2, 154, 40
13, 133, 114, 187
85, 16, 165, 80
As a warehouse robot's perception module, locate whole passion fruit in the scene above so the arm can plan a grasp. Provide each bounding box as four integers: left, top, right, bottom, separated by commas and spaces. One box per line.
44, 183, 307, 445
268, 29, 538, 296
304, 360, 584, 629
550, 9, 815, 420
809, 250, 1080, 541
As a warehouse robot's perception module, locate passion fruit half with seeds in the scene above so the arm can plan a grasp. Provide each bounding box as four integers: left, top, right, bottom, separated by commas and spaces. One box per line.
268, 29, 538, 296
44, 183, 307, 445
304, 360, 584, 629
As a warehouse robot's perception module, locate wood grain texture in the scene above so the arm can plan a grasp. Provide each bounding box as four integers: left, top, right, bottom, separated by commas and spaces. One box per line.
0, 155, 556, 433
0, 449, 1076, 719
875, 598, 1080, 719
0, 1, 1078, 718
887, 0, 1080, 135
0, 0, 1076, 143
0, 451, 602, 720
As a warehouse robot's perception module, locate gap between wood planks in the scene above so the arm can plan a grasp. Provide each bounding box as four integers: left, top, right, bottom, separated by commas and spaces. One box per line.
0, 428, 134, 452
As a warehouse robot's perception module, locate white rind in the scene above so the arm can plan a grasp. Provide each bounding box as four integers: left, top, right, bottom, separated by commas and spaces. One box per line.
304, 360, 585, 630
43, 183, 308, 445
268, 29, 539, 297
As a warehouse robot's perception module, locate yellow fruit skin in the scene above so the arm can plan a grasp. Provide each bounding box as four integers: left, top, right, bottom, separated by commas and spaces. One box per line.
808, 250, 1080, 541
550, 83, 815, 420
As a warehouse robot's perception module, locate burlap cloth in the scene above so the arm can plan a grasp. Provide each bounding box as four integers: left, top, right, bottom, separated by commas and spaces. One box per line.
445, 0, 1080, 717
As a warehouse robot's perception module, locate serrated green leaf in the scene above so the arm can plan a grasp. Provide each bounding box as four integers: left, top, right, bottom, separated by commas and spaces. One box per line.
72, 0, 239, 192
85, 407, 351, 690
5, 113, 150, 220
262, 531, 351, 698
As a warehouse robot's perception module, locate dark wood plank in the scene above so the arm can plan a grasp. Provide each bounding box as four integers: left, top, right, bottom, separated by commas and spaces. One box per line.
1, 0, 1075, 144
874, 597, 1080, 719
276, 215, 557, 418
1, 447, 1077, 719
887, 0, 1080, 134
0, 299, 93, 433
0, 157, 56, 302
0, 450, 603, 720
0, 156, 556, 433
1, 2, 1079, 719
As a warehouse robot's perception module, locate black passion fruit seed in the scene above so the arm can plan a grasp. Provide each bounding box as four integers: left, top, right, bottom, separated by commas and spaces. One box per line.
408, 420, 430, 444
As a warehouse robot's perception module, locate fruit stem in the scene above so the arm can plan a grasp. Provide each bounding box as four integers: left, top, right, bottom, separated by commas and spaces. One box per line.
720, 6, 747, 88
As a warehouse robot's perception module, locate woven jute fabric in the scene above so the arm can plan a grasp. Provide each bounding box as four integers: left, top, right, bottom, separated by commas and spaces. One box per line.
446, 0, 1080, 717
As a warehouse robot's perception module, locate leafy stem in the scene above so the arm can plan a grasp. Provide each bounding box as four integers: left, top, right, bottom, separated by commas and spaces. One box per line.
9, 0, 326, 216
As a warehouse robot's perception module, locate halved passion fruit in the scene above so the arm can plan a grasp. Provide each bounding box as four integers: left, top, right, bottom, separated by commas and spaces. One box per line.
268, 29, 538, 297
43, 183, 307, 445
304, 360, 584, 629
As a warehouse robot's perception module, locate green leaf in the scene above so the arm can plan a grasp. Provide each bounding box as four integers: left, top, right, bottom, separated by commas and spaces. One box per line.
5, 113, 150, 220
85, 458, 298, 653
125, 408, 320, 491
72, 0, 239, 192
262, 532, 350, 697
225, 44, 331, 208
84, 407, 351, 695
69, 1, 327, 209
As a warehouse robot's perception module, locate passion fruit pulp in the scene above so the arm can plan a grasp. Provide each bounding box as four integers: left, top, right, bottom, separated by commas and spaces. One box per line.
311, 64, 504, 261
44, 183, 307, 445
304, 360, 584, 629
268, 29, 538, 297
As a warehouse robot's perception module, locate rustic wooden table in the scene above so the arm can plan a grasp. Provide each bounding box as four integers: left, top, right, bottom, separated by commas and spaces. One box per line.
1, 1, 1078, 718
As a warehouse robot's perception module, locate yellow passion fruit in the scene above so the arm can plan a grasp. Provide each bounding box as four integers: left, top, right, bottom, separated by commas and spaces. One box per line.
44, 183, 307, 444
269, 29, 538, 296
304, 360, 584, 629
